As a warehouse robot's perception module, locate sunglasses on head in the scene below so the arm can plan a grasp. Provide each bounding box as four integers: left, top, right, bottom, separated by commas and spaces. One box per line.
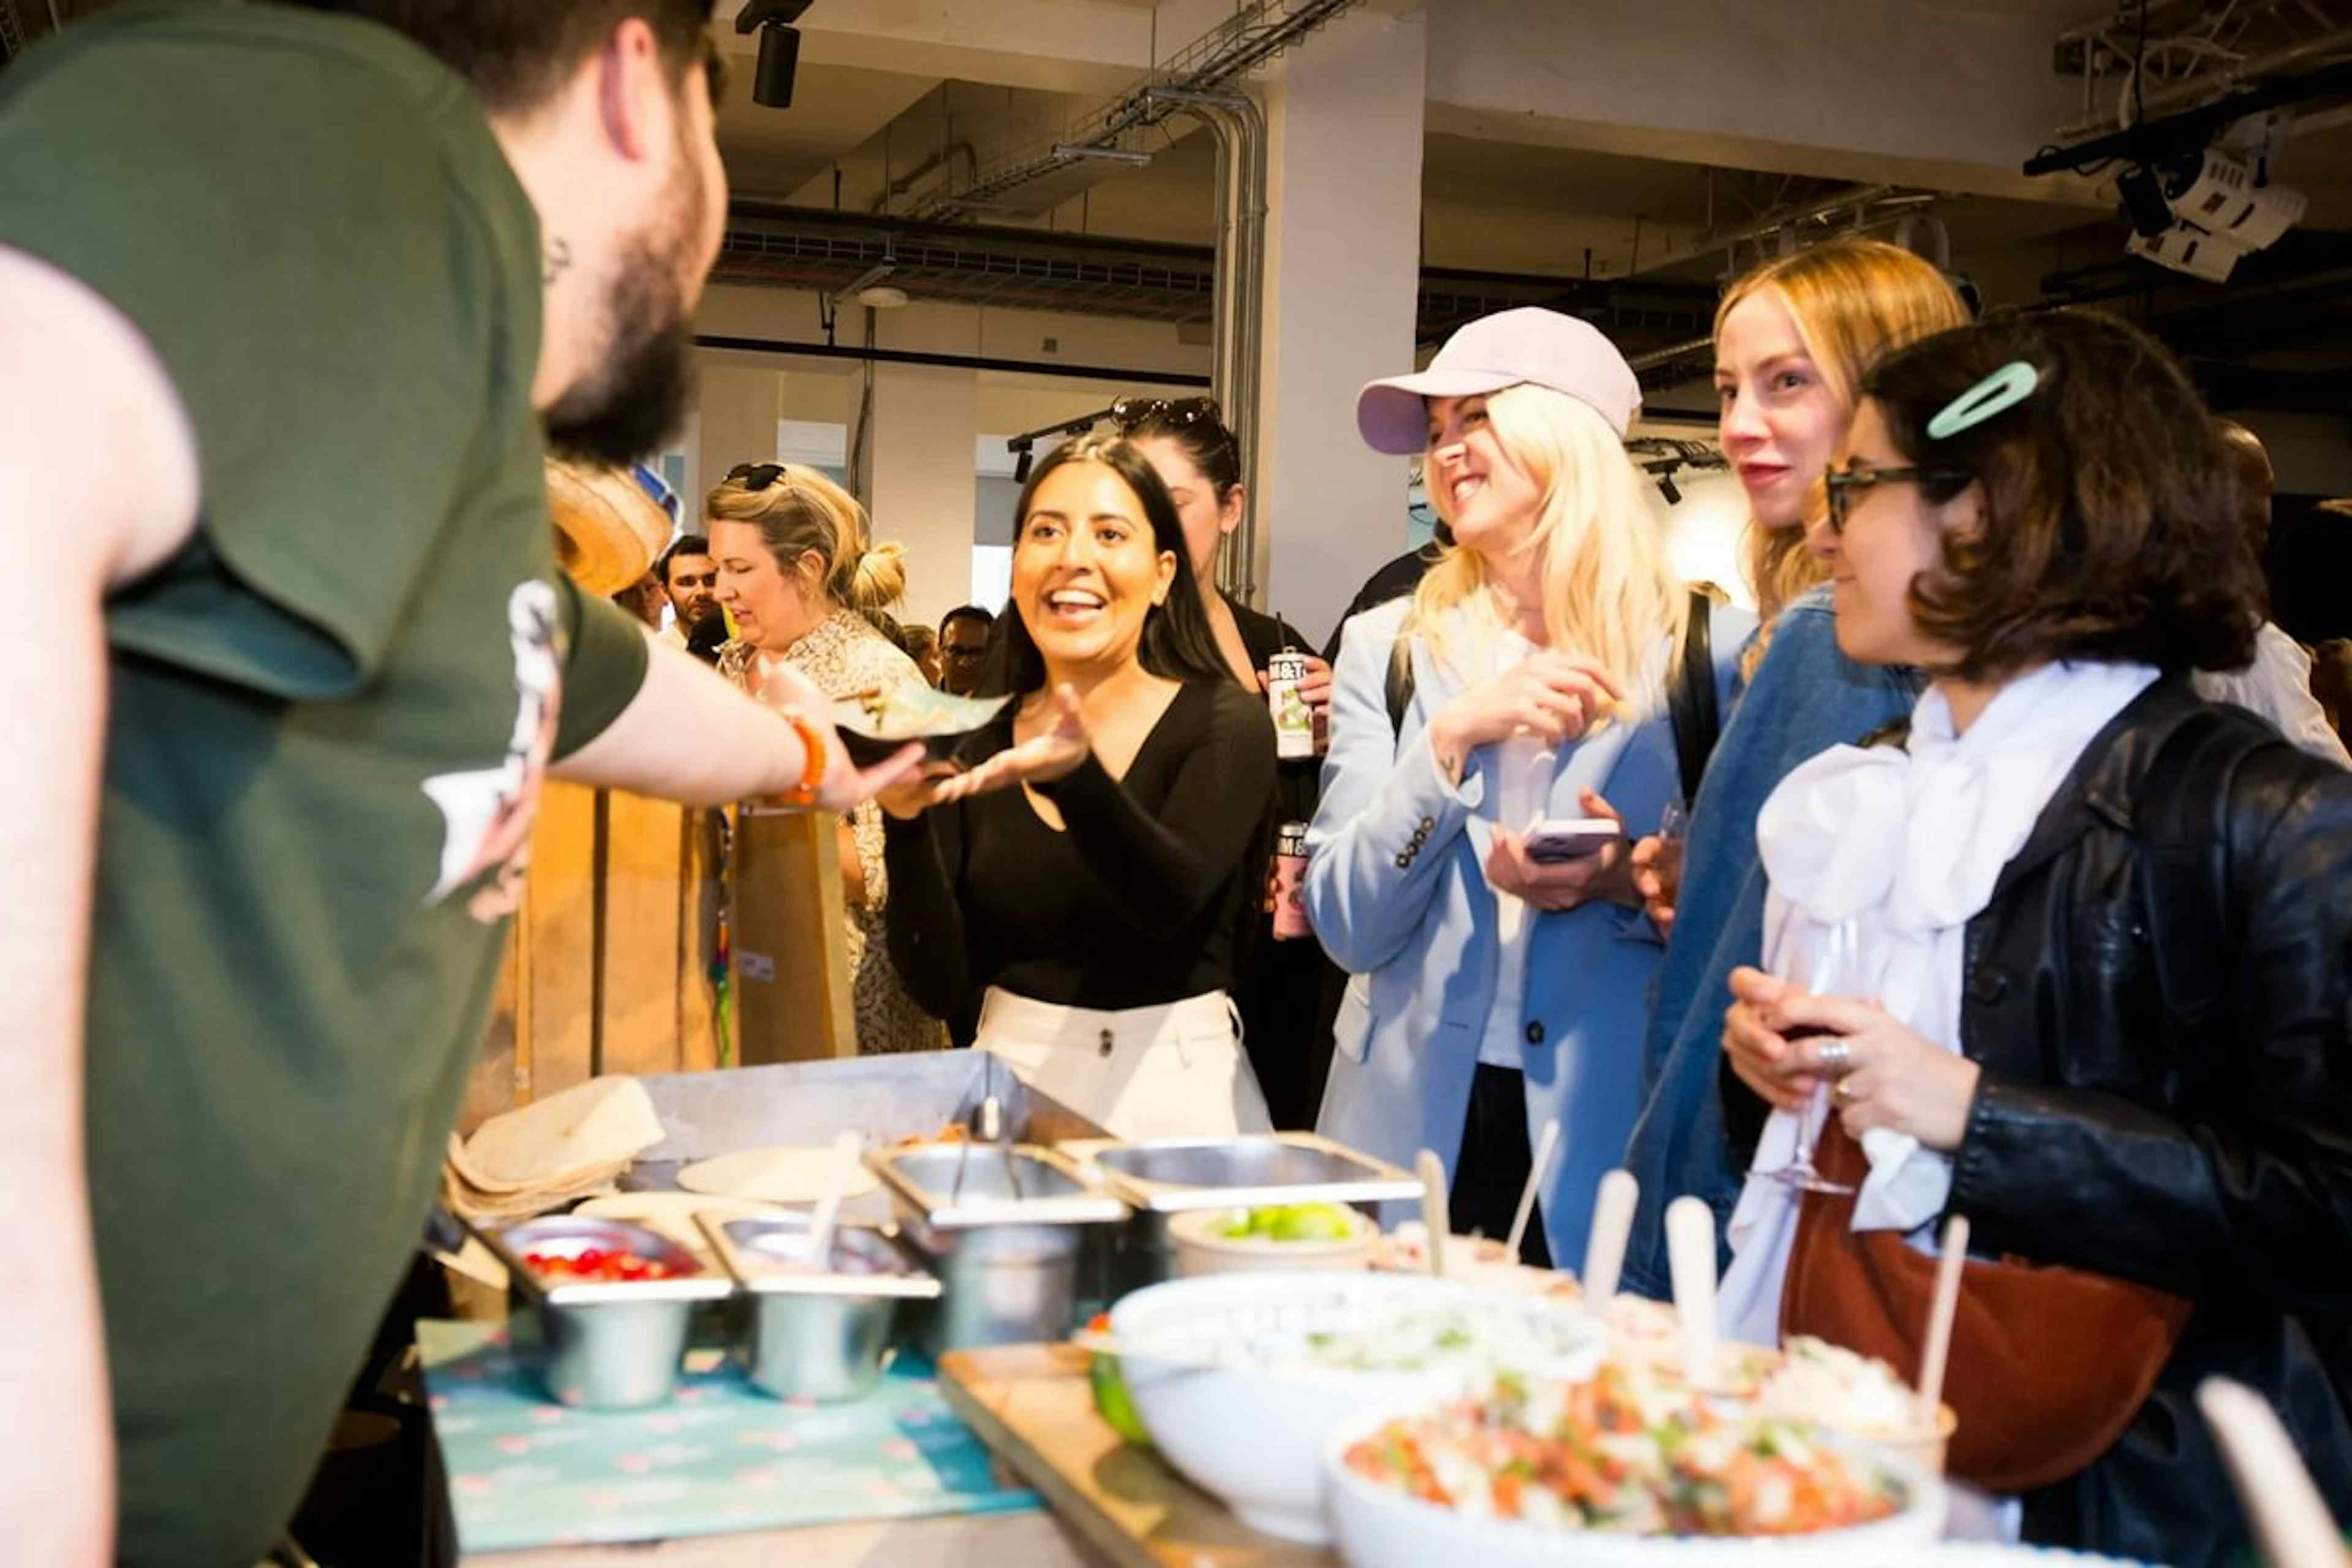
726, 462, 788, 492
1109, 395, 1226, 433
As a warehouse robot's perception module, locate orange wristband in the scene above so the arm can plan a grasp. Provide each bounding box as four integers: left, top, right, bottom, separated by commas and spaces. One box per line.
778, 708, 829, 807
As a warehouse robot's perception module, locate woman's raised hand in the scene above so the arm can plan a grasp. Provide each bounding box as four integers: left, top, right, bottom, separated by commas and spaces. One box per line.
879, 685, 1093, 820
1429, 651, 1624, 777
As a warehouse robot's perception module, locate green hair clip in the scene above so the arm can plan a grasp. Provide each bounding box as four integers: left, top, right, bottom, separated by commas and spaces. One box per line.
1927, 360, 2039, 441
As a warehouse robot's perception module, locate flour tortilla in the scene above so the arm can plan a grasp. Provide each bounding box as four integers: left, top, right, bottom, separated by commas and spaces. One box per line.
677, 1145, 878, 1205
458, 1077, 665, 1188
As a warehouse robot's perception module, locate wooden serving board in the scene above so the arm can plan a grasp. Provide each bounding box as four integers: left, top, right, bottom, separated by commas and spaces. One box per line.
937, 1343, 1335, 1568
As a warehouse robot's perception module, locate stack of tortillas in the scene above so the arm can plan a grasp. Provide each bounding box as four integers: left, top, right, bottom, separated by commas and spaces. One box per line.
545, 458, 671, 596
442, 1076, 666, 1224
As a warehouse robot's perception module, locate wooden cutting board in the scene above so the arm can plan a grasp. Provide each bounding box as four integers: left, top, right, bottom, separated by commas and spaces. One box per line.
937, 1343, 1335, 1568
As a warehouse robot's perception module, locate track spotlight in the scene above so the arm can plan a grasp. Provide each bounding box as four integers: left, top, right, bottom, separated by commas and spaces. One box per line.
734, 1, 813, 109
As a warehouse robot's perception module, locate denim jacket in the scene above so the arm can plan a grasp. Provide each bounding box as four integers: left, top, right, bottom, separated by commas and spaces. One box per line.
1618, 586, 1920, 1298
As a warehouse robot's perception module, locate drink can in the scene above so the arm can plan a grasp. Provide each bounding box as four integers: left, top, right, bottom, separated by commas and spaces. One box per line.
1272, 821, 1312, 940
1267, 650, 1315, 759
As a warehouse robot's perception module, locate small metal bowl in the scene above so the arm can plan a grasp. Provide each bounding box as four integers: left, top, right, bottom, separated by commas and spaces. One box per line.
480, 1216, 733, 1410
700, 1214, 942, 1402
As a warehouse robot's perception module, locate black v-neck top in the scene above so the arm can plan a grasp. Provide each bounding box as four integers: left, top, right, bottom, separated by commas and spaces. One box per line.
883, 679, 1278, 1012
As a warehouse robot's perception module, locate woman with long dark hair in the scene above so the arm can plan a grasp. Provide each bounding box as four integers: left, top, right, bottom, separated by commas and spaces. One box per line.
1114, 394, 1338, 1128
880, 435, 1279, 1136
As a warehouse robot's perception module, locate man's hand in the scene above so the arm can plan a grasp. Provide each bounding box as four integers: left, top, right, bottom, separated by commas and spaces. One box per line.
753, 658, 922, 811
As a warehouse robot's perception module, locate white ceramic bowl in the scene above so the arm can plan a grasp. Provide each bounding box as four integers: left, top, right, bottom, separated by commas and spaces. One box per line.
1321, 1401, 1949, 1568
1106, 1271, 1604, 1545
1167, 1205, 1378, 1277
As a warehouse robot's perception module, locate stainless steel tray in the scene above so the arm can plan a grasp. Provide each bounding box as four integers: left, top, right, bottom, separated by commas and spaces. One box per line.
698, 1213, 941, 1300
1066, 1131, 1423, 1213
868, 1143, 1128, 1229
620, 1051, 1109, 1213
475, 1215, 734, 1306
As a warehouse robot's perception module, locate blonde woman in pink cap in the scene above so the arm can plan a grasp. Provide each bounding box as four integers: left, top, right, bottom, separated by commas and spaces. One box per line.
1306, 307, 1753, 1268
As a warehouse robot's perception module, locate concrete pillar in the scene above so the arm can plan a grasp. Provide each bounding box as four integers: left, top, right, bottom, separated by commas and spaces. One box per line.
695, 358, 783, 515
865, 361, 979, 628
1254, 6, 1428, 650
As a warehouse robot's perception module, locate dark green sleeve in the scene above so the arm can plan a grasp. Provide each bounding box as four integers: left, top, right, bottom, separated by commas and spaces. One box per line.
0, 12, 526, 699
552, 574, 652, 761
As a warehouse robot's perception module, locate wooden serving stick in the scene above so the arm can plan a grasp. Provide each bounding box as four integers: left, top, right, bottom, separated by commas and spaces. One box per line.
2198, 1376, 2350, 1568
1414, 1149, 1449, 1278
1666, 1196, 1720, 1390
1504, 1118, 1562, 1264
1917, 1214, 1969, 1429
1581, 1169, 1639, 1305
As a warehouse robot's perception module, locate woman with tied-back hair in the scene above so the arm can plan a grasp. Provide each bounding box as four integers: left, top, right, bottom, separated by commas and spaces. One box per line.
706, 460, 943, 1055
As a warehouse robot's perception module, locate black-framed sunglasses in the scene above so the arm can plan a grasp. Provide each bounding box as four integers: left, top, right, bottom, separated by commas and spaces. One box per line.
1822, 461, 1971, 535
1108, 396, 1232, 441
725, 462, 788, 492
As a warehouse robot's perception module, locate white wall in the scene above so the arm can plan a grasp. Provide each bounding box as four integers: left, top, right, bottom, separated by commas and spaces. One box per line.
1256, 7, 1430, 649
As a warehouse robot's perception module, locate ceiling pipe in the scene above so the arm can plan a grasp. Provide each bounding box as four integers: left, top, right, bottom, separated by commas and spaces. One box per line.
1147, 85, 1268, 606
1618, 183, 1902, 279
2052, 24, 2352, 140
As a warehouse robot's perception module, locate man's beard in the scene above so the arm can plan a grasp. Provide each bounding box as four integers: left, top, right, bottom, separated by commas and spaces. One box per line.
543, 160, 704, 467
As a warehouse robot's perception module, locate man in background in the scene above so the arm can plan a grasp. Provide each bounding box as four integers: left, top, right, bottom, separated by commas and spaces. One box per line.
2199, 421, 2350, 765
938, 603, 995, 696
616, 566, 667, 628
657, 531, 720, 647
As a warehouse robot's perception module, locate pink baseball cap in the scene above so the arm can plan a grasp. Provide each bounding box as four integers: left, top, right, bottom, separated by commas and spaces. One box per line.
1356, 307, 1643, 454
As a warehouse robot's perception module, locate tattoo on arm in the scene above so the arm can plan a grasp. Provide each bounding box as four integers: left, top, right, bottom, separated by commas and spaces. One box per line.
542, 236, 572, 285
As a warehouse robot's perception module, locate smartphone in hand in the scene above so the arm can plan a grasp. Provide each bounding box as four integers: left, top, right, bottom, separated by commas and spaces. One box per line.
1523, 816, 1619, 863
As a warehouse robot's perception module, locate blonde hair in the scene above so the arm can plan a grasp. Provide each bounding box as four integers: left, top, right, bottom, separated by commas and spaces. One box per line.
704, 463, 905, 611
1405, 384, 1686, 720
1715, 239, 1970, 626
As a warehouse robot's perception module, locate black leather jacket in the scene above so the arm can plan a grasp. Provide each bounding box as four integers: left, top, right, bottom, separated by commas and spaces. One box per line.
1923, 677, 2352, 1564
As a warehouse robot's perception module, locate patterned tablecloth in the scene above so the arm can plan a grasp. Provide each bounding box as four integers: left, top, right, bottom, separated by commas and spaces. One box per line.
417, 1320, 1040, 1555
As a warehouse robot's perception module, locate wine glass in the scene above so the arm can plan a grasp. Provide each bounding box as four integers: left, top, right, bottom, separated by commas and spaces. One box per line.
1653, 799, 1689, 903
1758, 917, 1858, 1196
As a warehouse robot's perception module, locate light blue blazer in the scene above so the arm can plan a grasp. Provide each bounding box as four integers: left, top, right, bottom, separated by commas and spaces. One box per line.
1308, 595, 1752, 1267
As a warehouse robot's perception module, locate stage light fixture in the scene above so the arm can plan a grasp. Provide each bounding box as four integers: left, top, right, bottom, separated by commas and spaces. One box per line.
734, 1, 813, 108
2120, 136, 2306, 284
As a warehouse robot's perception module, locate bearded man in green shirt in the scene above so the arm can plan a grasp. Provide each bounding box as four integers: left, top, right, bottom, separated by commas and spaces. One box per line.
0, 4, 933, 1561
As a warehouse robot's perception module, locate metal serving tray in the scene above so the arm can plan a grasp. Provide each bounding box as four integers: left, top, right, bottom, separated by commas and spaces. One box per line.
698, 1213, 941, 1300
477, 1215, 733, 1409
619, 1051, 1109, 1219
478, 1215, 736, 1307
867, 1143, 1128, 1230
1069, 1131, 1425, 1213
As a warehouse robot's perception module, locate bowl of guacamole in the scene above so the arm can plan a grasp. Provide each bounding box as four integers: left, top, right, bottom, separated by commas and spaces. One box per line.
1169, 1202, 1378, 1277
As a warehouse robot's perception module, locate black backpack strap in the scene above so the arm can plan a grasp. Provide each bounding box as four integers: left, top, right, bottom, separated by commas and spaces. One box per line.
1668, 588, 1721, 805
1384, 637, 1415, 741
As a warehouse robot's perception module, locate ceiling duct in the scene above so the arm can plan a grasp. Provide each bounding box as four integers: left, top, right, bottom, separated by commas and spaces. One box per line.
913, 0, 1365, 222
